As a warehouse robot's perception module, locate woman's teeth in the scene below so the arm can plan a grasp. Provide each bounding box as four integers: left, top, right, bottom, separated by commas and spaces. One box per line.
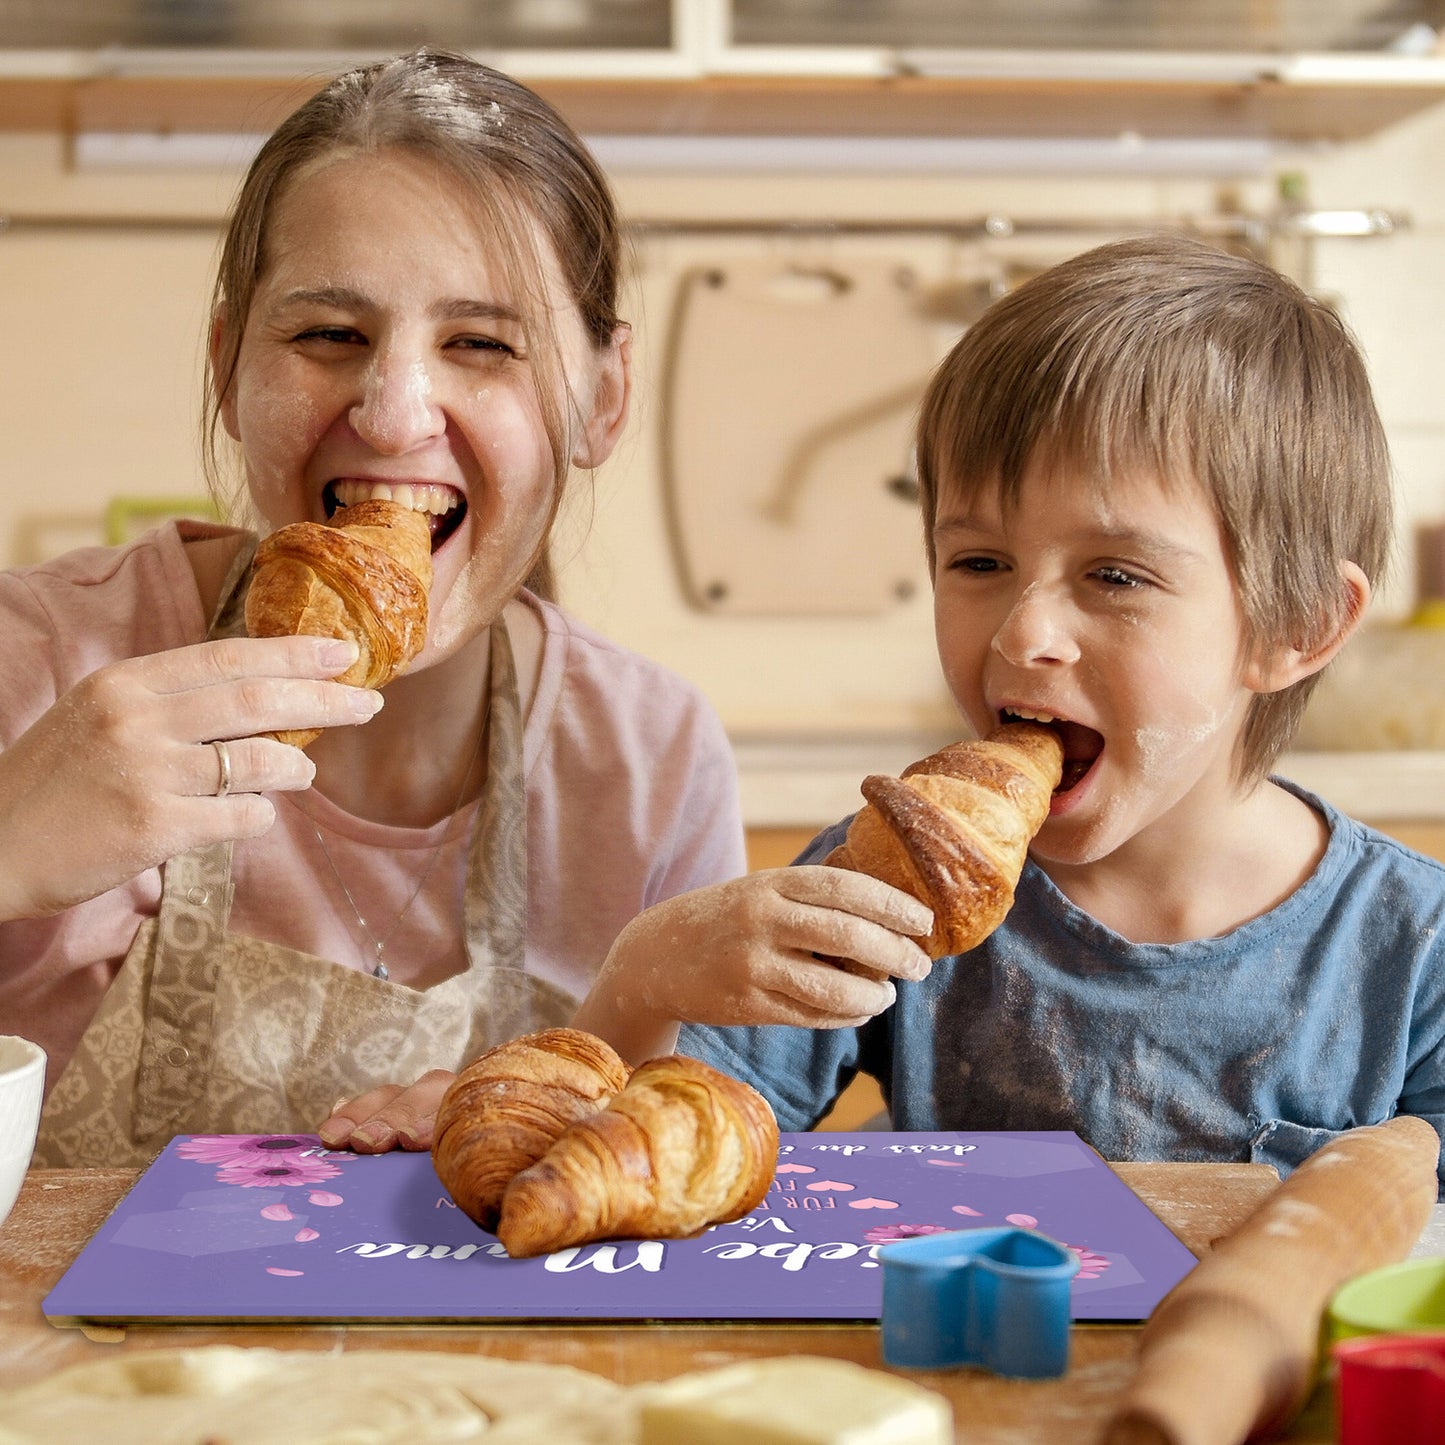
1004, 708, 1060, 724
331, 479, 459, 517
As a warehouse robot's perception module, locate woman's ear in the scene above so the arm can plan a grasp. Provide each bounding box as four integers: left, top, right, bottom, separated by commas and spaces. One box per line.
209, 310, 241, 442
571, 323, 632, 469
1244, 560, 1372, 694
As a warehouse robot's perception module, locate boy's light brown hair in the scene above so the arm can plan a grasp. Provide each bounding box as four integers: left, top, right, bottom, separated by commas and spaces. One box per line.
916, 231, 1393, 784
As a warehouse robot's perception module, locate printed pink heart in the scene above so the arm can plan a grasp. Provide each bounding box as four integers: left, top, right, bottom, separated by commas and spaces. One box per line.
950, 1205, 984, 1217
775, 1164, 816, 1175
805, 1181, 854, 1192
1006, 1213, 1039, 1229
848, 1197, 900, 1210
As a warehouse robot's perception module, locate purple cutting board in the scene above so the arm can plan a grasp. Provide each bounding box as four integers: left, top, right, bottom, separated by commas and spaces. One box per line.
43, 1131, 1197, 1324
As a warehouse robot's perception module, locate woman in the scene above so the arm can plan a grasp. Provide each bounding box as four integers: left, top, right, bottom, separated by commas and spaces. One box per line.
4, 49, 744, 1166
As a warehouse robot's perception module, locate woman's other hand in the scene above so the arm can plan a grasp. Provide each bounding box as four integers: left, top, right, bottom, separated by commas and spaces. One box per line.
0, 634, 381, 921
318, 1069, 456, 1153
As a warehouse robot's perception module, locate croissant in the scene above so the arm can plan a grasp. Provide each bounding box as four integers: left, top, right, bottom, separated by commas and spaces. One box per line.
244, 498, 433, 747
826, 721, 1062, 958
496, 1052, 779, 1259
432, 1028, 630, 1234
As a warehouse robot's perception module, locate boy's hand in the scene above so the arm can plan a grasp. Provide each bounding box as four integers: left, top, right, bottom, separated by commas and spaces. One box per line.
575, 867, 934, 1062
317, 1068, 456, 1153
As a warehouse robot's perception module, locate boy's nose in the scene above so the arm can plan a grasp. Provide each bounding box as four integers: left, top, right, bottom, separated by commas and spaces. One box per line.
348, 349, 445, 453
991, 584, 1081, 668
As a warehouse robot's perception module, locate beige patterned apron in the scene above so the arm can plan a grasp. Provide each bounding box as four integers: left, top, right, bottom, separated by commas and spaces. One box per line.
35, 544, 569, 1167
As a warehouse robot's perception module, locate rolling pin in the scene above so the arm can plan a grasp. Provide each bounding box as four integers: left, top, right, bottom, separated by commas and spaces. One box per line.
1100, 1115, 1441, 1445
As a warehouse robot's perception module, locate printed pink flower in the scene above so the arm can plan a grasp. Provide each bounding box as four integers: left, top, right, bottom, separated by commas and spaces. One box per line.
863, 1223, 953, 1245
1067, 1245, 1111, 1280
216, 1155, 344, 1189
178, 1134, 315, 1167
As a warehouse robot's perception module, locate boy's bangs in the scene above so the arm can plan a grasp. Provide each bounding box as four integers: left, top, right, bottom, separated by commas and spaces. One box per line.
931, 351, 1200, 516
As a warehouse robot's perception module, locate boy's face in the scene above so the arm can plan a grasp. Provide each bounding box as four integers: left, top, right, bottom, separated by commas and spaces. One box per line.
931, 459, 1266, 867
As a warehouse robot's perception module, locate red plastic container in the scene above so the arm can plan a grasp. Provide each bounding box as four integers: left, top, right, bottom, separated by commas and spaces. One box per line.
1332, 1334, 1445, 1444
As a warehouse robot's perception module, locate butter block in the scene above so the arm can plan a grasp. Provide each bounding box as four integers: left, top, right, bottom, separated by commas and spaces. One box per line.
636, 1356, 952, 1445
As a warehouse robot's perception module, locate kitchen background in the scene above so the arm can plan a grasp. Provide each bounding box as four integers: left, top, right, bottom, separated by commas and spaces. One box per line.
4, 0, 1445, 865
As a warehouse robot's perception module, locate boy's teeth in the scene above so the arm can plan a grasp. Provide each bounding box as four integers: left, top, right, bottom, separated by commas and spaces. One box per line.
1007, 708, 1059, 724
332, 480, 458, 515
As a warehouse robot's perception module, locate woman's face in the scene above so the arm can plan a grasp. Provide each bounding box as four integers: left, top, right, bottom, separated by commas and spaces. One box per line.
219, 147, 627, 664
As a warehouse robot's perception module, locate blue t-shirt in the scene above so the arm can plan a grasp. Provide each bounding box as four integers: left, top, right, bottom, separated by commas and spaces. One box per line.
683, 781, 1445, 1190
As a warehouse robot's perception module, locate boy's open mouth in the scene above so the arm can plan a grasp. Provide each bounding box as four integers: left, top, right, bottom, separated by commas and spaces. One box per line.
325, 479, 467, 552
1000, 708, 1104, 793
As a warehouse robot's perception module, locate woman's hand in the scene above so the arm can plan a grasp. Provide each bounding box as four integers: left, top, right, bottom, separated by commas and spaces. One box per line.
572, 866, 935, 1064
318, 1069, 455, 1153
0, 634, 382, 922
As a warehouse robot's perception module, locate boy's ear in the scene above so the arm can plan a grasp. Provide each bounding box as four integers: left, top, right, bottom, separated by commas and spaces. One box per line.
571, 324, 632, 469
1244, 560, 1371, 694
209, 310, 241, 442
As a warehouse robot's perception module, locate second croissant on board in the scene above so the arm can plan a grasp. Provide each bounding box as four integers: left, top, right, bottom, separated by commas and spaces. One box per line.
826, 722, 1062, 958
244, 498, 434, 748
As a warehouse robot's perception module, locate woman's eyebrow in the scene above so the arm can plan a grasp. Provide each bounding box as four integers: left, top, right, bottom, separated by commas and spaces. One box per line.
276, 287, 522, 324
431, 297, 524, 324
277, 285, 370, 310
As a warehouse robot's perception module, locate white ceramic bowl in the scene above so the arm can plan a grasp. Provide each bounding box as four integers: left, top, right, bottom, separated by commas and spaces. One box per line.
0, 1036, 46, 1232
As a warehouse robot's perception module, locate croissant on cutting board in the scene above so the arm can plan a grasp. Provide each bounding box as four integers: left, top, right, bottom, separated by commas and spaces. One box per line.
431, 1028, 779, 1258
432, 1028, 631, 1234
244, 498, 433, 748
826, 721, 1062, 958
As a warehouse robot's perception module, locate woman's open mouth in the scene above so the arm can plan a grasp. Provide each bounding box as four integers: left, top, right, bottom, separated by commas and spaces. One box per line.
325, 479, 467, 552
1000, 708, 1104, 793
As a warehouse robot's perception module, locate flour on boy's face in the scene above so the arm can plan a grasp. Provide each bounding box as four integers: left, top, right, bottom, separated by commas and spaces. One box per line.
931, 462, 1259, 868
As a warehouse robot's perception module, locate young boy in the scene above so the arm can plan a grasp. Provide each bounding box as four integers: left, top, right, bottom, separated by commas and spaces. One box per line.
577, 233, 1445, 1188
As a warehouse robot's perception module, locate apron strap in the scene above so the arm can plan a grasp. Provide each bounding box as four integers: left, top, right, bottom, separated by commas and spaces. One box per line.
463, 615, 527, 971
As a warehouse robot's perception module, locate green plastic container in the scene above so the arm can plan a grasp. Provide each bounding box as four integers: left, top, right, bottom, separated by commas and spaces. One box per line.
1327, 1258, 1445, 1344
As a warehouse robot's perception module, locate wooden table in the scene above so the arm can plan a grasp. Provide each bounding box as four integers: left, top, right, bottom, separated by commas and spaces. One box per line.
0, 1162, 1344, 1442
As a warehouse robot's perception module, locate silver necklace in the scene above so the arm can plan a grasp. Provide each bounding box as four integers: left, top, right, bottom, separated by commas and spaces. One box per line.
302, 718, 488, 981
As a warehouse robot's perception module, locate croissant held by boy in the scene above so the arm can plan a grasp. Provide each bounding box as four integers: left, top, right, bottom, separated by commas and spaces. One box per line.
432, 1027, 779, 1258
825, 721, 1063, 957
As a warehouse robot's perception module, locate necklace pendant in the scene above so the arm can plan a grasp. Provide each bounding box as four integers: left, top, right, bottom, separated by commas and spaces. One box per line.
373, 945, 389, 982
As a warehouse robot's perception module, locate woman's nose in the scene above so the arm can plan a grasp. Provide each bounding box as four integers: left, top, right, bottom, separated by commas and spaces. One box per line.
348, 349, 445, 453
991, 583, 1081, 668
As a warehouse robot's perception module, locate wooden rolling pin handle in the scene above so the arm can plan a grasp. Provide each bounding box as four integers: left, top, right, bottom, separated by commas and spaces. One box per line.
1100, 1115, 1441, 1445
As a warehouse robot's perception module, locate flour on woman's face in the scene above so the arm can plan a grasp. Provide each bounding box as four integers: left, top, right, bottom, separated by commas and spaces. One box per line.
223, 147, 602, 671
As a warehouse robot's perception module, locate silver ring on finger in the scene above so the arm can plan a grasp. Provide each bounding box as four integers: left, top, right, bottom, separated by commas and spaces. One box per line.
211, 739, 233, 798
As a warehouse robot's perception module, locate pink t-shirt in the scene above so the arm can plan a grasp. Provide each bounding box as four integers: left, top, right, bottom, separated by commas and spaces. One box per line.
0, 523, 746, 1090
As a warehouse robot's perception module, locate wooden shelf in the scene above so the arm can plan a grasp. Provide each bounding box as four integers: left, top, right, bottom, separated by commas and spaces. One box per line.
2, 69, 1444, 143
